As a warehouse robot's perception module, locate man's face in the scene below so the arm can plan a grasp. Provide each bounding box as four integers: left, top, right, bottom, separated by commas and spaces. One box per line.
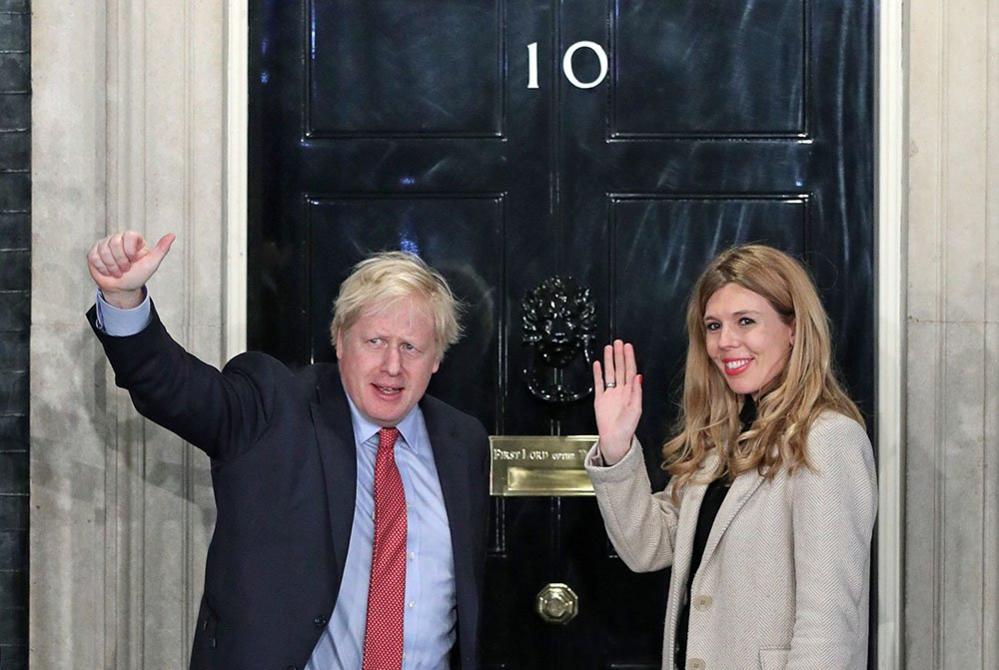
336, 296, 440, 427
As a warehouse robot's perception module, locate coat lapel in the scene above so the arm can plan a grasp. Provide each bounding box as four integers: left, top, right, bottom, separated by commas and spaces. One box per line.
698, 460, 765, 570
310, 368, 358, 582
670, 449, 723, 594
671, 479, 707, 598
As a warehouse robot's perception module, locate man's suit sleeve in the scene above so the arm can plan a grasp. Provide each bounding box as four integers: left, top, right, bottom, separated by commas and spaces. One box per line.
87, 300, 283, 461
473, 419, 490, 573
469, 417, 491, 670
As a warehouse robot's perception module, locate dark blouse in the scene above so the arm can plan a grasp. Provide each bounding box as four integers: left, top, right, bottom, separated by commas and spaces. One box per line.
673, 395, 757, 670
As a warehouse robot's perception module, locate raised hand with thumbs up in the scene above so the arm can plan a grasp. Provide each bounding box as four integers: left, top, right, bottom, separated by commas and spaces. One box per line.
86, 231, 176, 308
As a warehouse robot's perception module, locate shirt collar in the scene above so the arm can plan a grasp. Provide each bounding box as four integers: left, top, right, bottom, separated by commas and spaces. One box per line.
344, 393, 423, 453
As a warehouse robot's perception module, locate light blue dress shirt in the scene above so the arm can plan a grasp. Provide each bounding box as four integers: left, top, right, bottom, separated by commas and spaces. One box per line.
308, 397, 456, 670
95, 290, 457, 669
93, 288, 152, 335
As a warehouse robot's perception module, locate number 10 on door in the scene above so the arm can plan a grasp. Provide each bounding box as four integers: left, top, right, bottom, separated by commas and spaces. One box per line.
527, 42, 609, 89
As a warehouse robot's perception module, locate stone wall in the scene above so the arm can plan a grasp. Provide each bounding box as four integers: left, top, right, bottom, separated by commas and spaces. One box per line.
903, 0, 999, 667
30, 0, 223, 665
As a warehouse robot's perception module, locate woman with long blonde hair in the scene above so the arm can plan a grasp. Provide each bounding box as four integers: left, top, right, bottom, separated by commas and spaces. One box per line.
586, 245, 877, 670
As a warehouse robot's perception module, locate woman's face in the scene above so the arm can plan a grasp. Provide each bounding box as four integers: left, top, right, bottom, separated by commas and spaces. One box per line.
703, 282, 795, 396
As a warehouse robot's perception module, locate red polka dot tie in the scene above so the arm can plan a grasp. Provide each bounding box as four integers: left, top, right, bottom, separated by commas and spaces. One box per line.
362, 427, 407, 670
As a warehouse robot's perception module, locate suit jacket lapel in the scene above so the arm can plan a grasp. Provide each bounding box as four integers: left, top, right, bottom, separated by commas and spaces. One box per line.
420, 396, 474, 610
310, 368, 358, 582
421, 396, 472, 550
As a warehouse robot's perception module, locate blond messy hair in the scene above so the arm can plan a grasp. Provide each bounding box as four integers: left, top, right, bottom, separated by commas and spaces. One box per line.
663, 244, 863, 501
329, 251, 463, 358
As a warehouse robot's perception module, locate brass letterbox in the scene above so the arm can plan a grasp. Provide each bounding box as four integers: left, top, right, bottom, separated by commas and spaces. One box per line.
489, 435, 598, 497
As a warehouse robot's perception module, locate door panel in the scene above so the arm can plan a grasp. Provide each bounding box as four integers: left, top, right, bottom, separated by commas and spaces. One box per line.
249, 1, 874, 667
611, 1, 806, 137
308, 0, 503, 137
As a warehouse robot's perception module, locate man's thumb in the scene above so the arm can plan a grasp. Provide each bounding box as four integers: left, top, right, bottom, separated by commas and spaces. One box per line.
149, 233, 176, 262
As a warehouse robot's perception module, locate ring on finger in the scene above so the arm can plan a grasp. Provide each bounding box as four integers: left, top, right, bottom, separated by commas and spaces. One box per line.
604, 381, 617, 389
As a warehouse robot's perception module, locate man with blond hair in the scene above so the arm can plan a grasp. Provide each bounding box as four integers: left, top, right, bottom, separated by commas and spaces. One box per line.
86, 231, 489, 670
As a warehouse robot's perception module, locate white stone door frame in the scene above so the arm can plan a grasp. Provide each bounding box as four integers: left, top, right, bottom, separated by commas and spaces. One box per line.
220, 3, 907, 667
223, 0, 249, 360
875, 2, 906, 668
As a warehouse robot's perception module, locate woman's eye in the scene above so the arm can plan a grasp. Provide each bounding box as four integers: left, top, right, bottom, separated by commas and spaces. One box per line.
705, 322, 720, 331
739, 317, 756, 326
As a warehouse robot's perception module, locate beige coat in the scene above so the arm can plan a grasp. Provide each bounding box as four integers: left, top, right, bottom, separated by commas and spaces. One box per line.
586, 412, 877, 670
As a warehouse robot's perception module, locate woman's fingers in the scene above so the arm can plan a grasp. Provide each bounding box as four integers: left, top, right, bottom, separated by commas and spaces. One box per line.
624, 342, 637, 383
631, 373, 643, 407
602, 344, 614, 387
592, 360, 604, 398
613, 339, 625, 388
592, 342, 644, 460
597, 340, 642, 390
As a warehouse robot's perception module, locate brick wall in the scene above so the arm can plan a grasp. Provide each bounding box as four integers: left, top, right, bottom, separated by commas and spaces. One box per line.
0, 0, 29, 668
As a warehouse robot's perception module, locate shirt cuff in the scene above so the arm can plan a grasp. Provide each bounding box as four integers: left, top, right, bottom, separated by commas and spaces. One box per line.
95, 287, 151, 336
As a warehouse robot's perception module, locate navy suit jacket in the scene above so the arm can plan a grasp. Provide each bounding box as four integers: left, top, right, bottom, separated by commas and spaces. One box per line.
88, 303, 490, 670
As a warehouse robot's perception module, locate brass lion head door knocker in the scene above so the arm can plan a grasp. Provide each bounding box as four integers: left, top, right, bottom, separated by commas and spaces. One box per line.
521, 276, 596, 402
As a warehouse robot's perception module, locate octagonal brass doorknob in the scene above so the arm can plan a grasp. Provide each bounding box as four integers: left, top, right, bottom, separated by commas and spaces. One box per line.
535, 583, 578, 624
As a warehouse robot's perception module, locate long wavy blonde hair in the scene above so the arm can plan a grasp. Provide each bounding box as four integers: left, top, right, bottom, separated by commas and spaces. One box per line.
663, 245, 862, 500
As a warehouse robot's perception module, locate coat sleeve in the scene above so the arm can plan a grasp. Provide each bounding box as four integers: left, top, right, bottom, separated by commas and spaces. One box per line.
786, 414, 878, 669
87, 301, 284, 461
585, 438, 680, 572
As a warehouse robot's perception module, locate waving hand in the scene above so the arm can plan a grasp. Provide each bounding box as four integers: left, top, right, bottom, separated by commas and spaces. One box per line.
592, 339, 643, 465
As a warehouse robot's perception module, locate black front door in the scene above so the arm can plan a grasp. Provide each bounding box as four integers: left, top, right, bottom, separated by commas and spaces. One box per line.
249, 1, 874, 667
